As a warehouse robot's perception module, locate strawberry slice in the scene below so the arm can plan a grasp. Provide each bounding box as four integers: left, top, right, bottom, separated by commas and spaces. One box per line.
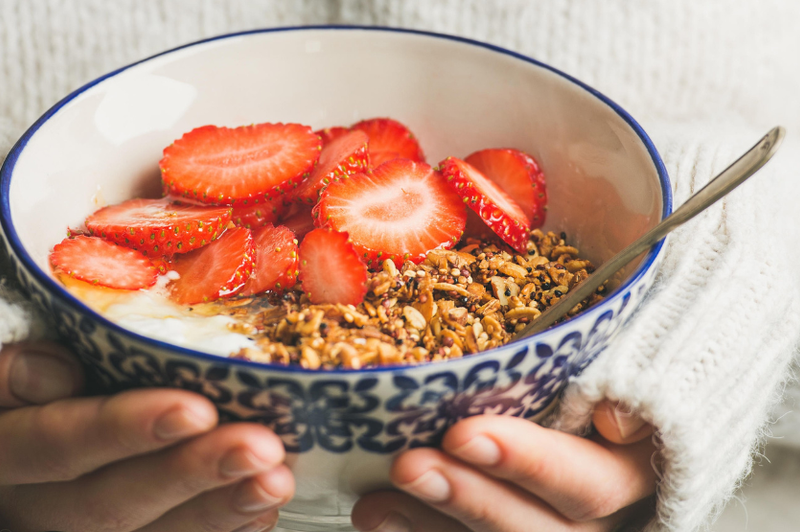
438, 157, 530, 253
315, 126, 349, 146
350, 118, 425, 167
298, 228, 368, 305
152, 255, 174, 275
50, 236, 157, 290
315, 159, 466, 267
86, 198, 231, 256
465, 148, 547, 227
280, 204, 317, 241
463, 207, 503, 243
169, 227, 255, 305
293, 130, 370, 205
231, 196, 285, 229
240, 224, 299, 295
160, 123, 321, 206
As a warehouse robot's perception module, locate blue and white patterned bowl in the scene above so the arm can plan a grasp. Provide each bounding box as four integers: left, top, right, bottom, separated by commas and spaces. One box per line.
0, 27, 670, 531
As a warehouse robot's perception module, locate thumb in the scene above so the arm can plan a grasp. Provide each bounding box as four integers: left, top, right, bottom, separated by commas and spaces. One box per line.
592, 400, 654, 445
0, 341, 84, 407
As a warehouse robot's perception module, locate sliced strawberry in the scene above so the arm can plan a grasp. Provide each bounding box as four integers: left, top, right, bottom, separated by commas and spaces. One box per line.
350, 118, 425, 167
231, 196, 285, 229
240, 224, 299, 296
160, 123, 321, 206
315, 126, 349, 146
293, 130, 370, 205
169, 227, 255, 305
50, 236, 157, 290
280, 204, 317, 241
438, 157, 530, 253
86, 198, 231, 256
315, 159, 466, 267
463, 207, 503, 243
152, 255, 174, 275
66, 226, 90, 237
298, 228, 368, 305
465, 148, 547, 227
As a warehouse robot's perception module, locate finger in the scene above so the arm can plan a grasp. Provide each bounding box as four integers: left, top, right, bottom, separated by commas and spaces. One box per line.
0, 341, 83, 407
8, 423, 286, 532
0, 388, 218, 485
591, 401, 654, 444
441, 416, 657, 521
135, 466, 293, 532
229, 514, 281, 532
391, 448, 628, 532
352, 490, 470, 532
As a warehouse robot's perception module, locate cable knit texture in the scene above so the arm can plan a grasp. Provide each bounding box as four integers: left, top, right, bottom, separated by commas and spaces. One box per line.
2, 2, 800, 531
551, 125, 800, 531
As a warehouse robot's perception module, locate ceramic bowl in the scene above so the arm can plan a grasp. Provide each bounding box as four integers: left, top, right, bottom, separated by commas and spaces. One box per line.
0, 27, 670, 532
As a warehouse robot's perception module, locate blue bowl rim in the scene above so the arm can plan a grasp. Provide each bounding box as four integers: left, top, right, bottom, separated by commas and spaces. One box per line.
0, 24, 672, 375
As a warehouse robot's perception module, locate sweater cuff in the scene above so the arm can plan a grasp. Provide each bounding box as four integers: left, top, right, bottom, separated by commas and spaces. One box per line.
1, 117, 51, 350
0, 279, 51, 351
549, 124, 800, 532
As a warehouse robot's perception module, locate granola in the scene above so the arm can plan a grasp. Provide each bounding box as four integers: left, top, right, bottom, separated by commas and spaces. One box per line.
226, 229, 606, 369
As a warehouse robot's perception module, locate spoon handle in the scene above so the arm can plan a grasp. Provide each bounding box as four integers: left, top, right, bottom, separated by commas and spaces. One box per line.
514, 126, 785, 340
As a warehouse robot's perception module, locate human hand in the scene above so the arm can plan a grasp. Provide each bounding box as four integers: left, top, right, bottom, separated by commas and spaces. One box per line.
351, 401, 657, 532
0, 341, 294, 532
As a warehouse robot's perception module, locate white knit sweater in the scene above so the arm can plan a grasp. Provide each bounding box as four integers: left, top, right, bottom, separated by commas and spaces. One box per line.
2, 2, 800, 531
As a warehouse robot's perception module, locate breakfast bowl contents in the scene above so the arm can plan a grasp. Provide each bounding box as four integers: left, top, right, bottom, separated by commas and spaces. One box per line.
0, 27, 670, 532
49, 114, 604, 370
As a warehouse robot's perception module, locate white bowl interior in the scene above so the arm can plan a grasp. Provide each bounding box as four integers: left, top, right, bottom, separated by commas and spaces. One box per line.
8, 28, 662, 286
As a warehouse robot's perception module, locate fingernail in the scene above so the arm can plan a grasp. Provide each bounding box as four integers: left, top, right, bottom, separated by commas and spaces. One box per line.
613, 405, 646, 440
360, 512, 412, 532
220, 448, 269, 479
450, 435, 501, 466
153, 405, 215, 441
399, 470, 451, 503
234, 478, 284, 513
9, 351, 76, 404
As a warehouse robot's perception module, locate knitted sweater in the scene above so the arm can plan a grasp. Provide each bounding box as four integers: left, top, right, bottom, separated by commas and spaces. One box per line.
2, 1, 800, 531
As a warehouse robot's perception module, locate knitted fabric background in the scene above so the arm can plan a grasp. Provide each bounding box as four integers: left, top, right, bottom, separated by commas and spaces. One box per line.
2, 1, 800, 531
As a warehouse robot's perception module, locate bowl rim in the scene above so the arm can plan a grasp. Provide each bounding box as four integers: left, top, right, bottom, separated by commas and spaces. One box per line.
0, 24, 672, 375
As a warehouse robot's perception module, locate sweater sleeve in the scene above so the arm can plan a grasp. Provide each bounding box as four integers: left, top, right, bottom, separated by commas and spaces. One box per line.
0, 273, 52, 352
550, 124, 800, 532
1, 117, 55, 351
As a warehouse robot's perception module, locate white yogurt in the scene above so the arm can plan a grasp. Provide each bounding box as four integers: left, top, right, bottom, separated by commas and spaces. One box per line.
63, 271, 257, 356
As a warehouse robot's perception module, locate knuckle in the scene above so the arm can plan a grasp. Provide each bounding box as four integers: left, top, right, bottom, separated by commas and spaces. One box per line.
565, 491, 624, 522
97, 395, 147, 454
81, 503, 139, 532
165, 444, 220, 494
506, 450, 549, 485
446, 487, 499, 529
60, 492, 139, 532
28, 405, 83, 480
461, 499, 498, 529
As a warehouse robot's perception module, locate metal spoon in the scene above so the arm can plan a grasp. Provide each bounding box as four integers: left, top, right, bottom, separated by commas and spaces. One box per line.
513, 125, 786, 341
